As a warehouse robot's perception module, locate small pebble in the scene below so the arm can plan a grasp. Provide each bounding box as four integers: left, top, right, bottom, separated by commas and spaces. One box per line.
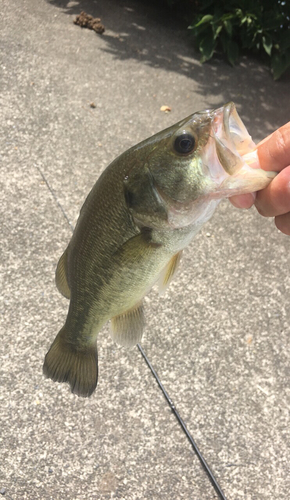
0, 488, 6, 495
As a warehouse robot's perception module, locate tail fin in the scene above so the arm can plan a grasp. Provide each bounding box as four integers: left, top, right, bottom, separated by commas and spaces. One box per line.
43, 326, 98, 397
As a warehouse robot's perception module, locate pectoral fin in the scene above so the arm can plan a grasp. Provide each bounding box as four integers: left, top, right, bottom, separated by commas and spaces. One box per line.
55, 248, 70, 299
110, 302, 145, 348
158, 251, 182, 295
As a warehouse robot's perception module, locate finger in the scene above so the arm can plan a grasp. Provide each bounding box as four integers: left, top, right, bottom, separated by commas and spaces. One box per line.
229, 192, 256, 209
275, 212, 290, 236
255, 166, 290, 217
257, 121, 290, 172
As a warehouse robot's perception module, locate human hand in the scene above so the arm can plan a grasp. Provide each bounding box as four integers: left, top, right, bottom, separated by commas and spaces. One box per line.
230, 122, 290, 235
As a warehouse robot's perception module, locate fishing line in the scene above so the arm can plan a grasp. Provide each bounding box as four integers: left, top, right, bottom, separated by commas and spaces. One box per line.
38, 165, 227, 500
35, 164, 74, 232
137, 344, 227, 500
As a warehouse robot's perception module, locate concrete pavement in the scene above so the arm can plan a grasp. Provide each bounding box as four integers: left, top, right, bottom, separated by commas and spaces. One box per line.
1, 1, 290, 499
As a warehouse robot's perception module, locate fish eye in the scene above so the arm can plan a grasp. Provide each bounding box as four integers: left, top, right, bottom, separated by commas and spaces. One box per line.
174, 132, 196, 155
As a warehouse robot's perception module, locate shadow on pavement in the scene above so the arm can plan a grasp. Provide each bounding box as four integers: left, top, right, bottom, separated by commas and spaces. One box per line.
47, 0, 290, 134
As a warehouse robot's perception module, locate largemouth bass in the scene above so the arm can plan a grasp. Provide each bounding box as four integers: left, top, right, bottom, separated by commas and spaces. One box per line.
43, 102, 275, 397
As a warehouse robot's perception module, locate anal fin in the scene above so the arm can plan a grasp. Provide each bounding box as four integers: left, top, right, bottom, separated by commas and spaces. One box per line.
55, 248, 71, 299
158, 251, 182, 295
110, 302, 145, 348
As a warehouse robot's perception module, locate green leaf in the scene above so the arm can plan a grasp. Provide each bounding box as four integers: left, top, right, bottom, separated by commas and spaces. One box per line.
199, 34, 216, 62
221, 13, 235, 21
241, 27, 257, 49
194, 15, 214, 28
220, 31, 229, 53
223, 19, 232, 36
262, 34, 272, 56
271, 49, 290, 80
213, 24, 222, 39
226, 40, 239, 66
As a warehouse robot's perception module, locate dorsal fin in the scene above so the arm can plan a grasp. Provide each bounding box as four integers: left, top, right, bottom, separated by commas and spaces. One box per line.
158, 251, 182, 295
55, 248, 71, 299
110, 302, 145, 348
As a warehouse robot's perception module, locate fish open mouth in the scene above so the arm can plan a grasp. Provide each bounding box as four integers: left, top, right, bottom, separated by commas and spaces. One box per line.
208, 102, 276, 197
212, 102, 257, 176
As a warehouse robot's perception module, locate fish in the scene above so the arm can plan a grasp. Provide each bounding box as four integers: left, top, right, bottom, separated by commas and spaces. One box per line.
43, 102, 276, 397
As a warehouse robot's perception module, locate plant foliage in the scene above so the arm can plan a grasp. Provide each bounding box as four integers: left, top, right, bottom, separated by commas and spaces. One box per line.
187, 0, 290, 79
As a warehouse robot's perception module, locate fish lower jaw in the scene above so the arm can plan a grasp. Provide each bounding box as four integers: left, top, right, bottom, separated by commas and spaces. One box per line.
214, 168, 276, 199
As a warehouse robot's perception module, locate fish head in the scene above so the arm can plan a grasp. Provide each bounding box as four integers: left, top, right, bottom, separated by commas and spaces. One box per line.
124, 102, 276, 229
